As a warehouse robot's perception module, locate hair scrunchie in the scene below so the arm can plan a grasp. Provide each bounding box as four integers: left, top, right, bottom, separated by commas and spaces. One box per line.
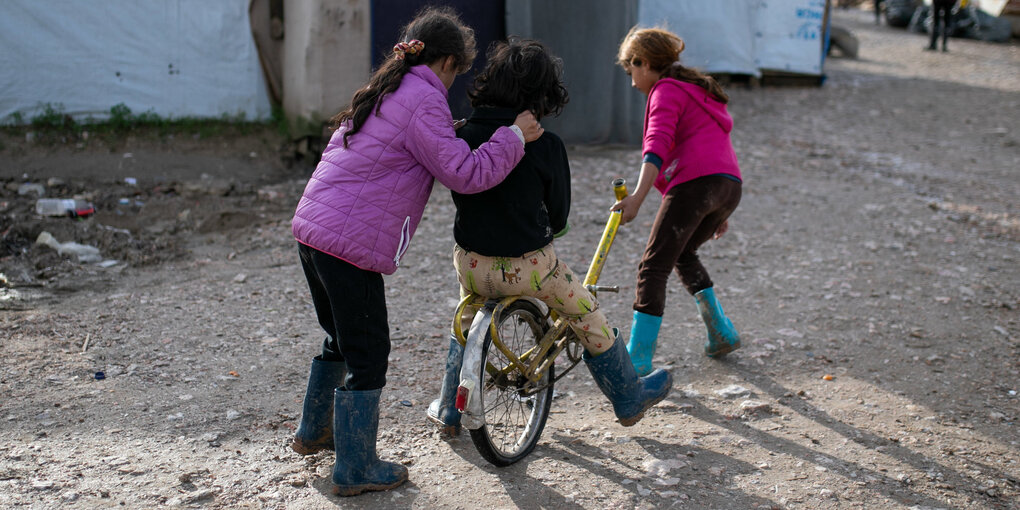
393, 39, 425, 60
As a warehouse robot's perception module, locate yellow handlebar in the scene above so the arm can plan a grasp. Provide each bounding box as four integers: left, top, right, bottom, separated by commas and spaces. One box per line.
583, 178, 628, 287
613, 178, 629, 201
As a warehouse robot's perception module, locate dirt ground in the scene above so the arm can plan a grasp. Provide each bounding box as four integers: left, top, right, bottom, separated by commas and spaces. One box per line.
1, 9, 1018, 509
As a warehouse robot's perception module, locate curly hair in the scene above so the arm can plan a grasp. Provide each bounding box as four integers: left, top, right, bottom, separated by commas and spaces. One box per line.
468, 37, 568, 120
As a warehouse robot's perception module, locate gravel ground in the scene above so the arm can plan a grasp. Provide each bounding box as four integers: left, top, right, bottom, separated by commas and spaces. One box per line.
1, 8, 1018, 509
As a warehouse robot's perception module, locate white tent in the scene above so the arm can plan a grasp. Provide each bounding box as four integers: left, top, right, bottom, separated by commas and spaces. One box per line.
638, 0, 829, 77
0, 0, 272, 123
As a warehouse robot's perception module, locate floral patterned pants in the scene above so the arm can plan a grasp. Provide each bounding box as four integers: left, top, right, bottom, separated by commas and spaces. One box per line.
454, 243, 615, 355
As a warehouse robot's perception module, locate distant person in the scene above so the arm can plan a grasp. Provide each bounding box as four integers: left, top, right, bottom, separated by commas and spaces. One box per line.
928, 0, 956, 51
425, 37, 672, 437
874, 0, 884, 24
289, 6, 542, 497
613, 27, 743, 376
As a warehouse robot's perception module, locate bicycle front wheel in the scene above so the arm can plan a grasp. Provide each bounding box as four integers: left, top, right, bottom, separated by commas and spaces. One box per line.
469, 299, 553, 466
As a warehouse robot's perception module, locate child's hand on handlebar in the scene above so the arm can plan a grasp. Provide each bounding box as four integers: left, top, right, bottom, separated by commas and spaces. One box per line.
611, 195, 641, 225
513, 111, 544, 142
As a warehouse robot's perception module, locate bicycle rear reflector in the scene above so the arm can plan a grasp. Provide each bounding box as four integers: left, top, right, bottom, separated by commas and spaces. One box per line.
455, 379, 474, 412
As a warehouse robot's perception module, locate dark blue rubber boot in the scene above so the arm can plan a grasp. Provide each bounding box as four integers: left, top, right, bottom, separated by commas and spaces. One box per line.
694, 287, 741, 358
584, 331, 673, 426
290, 356, 346, 455
332, 388, 409, 497
626, 310, 663, 376
427, 335, 463, 437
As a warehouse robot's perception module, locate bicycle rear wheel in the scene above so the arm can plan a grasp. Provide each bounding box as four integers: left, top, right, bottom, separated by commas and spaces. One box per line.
469, 299, 553, 466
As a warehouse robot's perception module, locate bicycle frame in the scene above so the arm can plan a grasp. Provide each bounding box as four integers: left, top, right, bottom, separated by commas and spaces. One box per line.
452, 179, 629, 393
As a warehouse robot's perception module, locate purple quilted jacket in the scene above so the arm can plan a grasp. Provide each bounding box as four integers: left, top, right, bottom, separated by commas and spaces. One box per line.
292, 65, 525, 274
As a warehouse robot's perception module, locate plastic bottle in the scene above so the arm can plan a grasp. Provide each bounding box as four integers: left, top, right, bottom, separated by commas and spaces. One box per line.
35, 198, 95, 218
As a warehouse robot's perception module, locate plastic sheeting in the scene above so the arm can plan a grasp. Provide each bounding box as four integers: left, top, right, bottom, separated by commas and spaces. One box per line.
753, 0, 828, 75
0, 1, 272, 123
638, 0, 828, 77
638, 0, 757, 75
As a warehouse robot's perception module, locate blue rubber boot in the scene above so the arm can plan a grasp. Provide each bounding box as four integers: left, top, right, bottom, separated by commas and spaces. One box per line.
332, 388, 409, 497
627, 311, 663, 376
427, 335, 463, 437
584, 331, 673, 426
290, 356, 346, 455
695, 287, 741, 358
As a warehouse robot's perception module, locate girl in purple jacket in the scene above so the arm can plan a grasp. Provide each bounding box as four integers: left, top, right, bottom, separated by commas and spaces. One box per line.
612, 27, 743, 376
289, 7, 542, 497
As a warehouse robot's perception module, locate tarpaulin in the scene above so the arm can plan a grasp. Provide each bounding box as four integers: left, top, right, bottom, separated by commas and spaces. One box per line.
638, 0, 758, 75
0, 0, 272, 123
638, 0, 828, 77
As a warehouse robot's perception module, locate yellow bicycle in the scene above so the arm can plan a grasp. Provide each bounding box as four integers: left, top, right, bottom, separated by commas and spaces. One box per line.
452, 179, 629, 466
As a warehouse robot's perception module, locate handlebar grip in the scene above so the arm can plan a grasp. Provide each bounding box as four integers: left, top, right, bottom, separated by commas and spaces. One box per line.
586, 284, 620, 294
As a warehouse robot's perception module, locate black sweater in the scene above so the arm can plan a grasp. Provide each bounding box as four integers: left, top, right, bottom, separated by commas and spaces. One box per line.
452, 107, 570, 257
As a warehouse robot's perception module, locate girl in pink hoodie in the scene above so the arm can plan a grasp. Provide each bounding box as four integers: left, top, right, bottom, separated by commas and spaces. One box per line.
289, 7, 542, 497
612, 27, 743, 376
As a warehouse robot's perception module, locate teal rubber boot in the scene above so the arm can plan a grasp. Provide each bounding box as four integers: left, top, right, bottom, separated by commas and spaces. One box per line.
291, 356, 346, 455
332, 388, 409, 497
584, 331, 673, 426
426, 335, 463, 437
694, 287, 741, 358
627, 311, 663, 376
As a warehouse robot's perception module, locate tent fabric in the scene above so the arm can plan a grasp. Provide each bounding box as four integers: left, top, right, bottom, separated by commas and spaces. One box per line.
638, 0, 828, 77
0, 0, 272, 123
753, 0, 828, 75
638, 0, 757, 76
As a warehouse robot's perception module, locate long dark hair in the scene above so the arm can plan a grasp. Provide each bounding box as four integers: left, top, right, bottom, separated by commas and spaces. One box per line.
618, 26, 728, 104
468, 37, 568, 120
331, 6, 477, 147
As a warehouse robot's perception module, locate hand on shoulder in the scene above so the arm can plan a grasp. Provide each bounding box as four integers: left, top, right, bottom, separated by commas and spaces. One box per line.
513, 111, 544, 143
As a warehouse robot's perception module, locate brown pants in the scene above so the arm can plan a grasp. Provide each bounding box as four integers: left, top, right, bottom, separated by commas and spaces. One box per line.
634, 175, 742, 317
454, 243, 615, 354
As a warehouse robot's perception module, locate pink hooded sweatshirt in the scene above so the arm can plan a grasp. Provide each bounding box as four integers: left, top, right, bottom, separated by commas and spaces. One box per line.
643, 78, 741, 195
292, 65, 524, 274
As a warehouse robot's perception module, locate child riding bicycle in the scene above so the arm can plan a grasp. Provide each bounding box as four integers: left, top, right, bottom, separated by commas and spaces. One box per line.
427, 37, 673, 437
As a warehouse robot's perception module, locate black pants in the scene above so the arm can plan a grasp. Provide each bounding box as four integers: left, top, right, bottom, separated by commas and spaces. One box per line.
298, 243, 389, 391
634, 175, 742, 317
929, 0, 953, 49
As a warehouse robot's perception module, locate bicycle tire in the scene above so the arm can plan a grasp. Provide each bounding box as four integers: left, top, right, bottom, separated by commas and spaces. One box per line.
469, 299, 554, 466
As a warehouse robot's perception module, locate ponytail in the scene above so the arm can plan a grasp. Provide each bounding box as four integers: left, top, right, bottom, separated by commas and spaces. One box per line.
330, 58, 411, 147
330, 6, 477, 147
664, 63, 729, 104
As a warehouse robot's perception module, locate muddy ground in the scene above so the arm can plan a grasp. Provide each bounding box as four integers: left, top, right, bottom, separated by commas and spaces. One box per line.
1, 9, 1018, 510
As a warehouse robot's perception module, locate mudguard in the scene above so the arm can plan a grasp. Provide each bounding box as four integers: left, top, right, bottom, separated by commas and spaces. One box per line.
457, 306, 491, 430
